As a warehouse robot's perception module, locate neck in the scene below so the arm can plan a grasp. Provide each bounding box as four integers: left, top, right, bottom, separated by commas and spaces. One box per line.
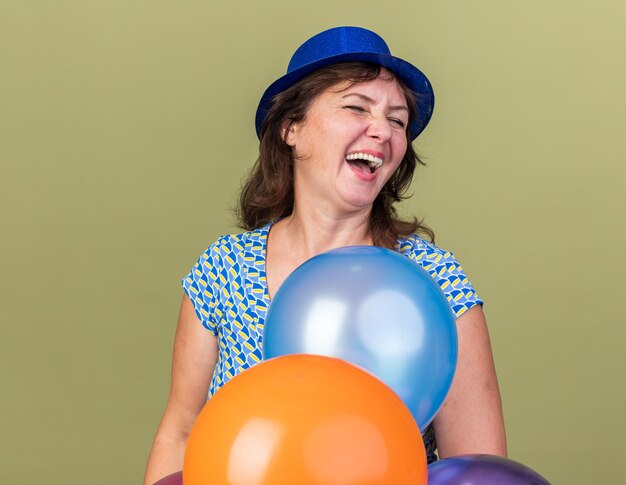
276, 204, 372, 260
264, 203, 374, 302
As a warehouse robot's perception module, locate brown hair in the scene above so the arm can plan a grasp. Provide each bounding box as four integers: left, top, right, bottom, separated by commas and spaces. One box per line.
237, 62, 434, 248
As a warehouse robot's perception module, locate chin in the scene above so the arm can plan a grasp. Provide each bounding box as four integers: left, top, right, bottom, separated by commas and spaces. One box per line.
340, 194, 379, 211
334, 183, 382, 211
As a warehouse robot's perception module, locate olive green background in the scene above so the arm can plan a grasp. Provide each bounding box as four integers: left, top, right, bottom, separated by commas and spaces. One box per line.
1, 1, 624, 483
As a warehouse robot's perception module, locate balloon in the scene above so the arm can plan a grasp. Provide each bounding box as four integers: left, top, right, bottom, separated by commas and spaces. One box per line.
184, 354, 427, 485
428, 455, 551, 485
152, 471, 182, 485
263, 245, 458, 430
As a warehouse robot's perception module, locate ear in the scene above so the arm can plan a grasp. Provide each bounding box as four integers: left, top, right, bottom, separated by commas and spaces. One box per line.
282, 120, 298, 147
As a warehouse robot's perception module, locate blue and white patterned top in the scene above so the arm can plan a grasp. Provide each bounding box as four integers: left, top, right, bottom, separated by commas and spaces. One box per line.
182, 221, 483, 461
183, 222, 483, 393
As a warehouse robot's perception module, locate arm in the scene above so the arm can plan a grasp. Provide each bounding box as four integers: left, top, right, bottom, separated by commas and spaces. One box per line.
433, 304, 507, 457
144, 294, 219, 485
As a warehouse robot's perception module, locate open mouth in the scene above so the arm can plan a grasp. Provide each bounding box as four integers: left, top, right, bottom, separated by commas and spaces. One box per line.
345, 152, 383, 174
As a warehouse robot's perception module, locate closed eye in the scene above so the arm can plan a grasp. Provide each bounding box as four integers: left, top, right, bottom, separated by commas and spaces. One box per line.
344, 105, 406, 129
388, 117, 406, 129
344, 105, 367, 113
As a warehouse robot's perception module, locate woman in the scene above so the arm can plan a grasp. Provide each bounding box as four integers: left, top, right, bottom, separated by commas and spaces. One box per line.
144, 26, 506, 485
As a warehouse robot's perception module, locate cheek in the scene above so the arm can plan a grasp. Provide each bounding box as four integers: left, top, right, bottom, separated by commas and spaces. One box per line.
294, 121, 334, 157
391, 138, 408, 168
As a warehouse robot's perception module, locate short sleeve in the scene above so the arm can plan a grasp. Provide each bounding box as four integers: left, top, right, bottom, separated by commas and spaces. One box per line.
182, 242, 221, 335
431, 251, 484, 318
398, 236, 484, 319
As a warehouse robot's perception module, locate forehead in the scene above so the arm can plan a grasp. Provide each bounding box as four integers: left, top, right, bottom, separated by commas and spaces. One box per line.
327, 76, 408, 106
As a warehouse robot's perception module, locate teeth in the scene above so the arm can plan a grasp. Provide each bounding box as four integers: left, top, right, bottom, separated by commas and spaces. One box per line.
345, 152, 383, 169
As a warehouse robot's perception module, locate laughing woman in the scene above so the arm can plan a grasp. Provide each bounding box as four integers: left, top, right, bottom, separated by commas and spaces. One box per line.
144, 26, 506, 485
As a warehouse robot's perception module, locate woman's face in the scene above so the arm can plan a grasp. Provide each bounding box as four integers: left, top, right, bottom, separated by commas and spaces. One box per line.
285, 74, 409, 214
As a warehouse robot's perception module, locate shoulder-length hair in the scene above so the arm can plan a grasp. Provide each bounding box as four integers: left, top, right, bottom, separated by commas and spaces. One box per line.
237, 62, 434, 248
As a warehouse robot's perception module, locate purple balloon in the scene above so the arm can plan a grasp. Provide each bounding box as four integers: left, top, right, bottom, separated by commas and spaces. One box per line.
428, 455, 551, 485
152, 471, 182, 485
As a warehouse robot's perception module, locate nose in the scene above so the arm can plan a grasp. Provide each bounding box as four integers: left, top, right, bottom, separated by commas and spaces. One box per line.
365, 113, 393, 143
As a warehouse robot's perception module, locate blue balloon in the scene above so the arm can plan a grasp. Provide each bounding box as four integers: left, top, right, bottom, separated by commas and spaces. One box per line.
263, 245, 458, 431
428, 455, 551, 485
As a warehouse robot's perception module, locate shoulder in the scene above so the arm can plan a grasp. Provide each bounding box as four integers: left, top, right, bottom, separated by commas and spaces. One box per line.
396, 233, 457, 267
182, 224, 272, 311
188, 223, 272, 280
202, 224, 271, 263
396, 234, 483, 318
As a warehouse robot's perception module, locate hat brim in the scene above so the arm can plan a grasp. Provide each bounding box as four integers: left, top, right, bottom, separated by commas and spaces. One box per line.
255, 52, 434, 141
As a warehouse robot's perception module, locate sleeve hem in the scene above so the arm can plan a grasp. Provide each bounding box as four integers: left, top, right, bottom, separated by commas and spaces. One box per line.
182, 276, 219, 336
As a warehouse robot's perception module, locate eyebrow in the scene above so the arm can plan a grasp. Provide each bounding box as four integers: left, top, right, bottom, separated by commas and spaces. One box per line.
341, 93, 409, 112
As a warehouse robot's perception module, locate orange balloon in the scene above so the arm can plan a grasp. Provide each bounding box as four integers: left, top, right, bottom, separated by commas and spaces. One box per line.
183, 354, 427, 485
